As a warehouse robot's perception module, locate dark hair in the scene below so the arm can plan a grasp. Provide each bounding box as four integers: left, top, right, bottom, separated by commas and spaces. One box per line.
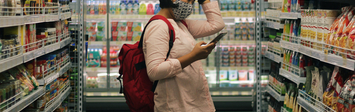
159, 0, 178, 8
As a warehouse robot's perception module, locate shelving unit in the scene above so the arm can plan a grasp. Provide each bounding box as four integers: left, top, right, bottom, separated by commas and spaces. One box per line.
0, 2, 77, 112
3, 87, 45, 112
266, 85, 284, 102
264, 51, 282, 63
279, 68, 306, 85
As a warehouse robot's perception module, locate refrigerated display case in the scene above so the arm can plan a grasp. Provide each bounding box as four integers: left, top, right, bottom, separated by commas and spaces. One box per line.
73, 0, 268, 111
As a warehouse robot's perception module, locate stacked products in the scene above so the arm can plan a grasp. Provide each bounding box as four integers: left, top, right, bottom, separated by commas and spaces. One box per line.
221, 46, 255, 67
235, 18, 255, 40
0, 27, 20, 59
23, 76, 69, 111
0, 0, 70, 16
86, 21, 105, 41
111, 21, 142, 41
282, 19, 300, 44
87, 0, 206, 15
86, 46, 119, 67
219, 69, 255, 87
36, 48, 69, 79
23, 20, 69, 52
281, 49, 305, 77
268, 61, 286, 94
220, 0, 254, 11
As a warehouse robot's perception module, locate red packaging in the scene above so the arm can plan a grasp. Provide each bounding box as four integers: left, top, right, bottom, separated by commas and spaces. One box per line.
127, 22, 133, 32
127, 32, 133, 41
112, 22, 118, 31
112, 31, 118, 41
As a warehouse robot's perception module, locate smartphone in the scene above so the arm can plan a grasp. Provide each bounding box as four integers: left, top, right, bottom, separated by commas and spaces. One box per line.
202, 32, 227, 46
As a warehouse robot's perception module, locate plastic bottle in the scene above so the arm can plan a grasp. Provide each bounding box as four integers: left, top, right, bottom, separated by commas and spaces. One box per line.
193, 0, 199, 14
120, 0, 127, 15
146, 1, 154, 15
110, 1, 115, 14
103, 1, 107, 14
133, 0, 139, 14
115, 0, 120, 14
126, 0, 133, 14
87, 0, 91, 14
99, 1, 103, 14
94, 1, 99, 15
154, 1, 160, 14
139, 1, 146, 15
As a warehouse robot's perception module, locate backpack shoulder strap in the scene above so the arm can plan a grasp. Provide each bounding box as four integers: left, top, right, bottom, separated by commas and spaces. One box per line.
180, 20, 188, 29
137, 15, 176, 92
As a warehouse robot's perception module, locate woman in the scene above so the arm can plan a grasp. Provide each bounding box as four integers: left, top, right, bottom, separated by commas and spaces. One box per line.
142, 0, 225, 111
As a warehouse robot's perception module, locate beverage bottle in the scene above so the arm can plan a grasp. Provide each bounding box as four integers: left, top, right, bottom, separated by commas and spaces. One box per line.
133, 0, 139, 14
154, 2, 160, 14
103, 1, 107, 14
127, 0, 133, 14
94, 1, 99, 15
98, 1, 103, 14
116, 0, 120, 14
139, 1, 146, 15
87, 0, 91, 14
146, 1, 154, 15
120, 0, 127, 15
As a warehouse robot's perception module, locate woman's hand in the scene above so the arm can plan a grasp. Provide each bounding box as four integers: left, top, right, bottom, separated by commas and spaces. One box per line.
178, 41, 215, 69
190, 41, 216, 60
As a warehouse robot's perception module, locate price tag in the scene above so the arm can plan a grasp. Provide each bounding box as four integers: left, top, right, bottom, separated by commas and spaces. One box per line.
212, 91, 219, 96
221, 92, 229, 95
241, 91, 250, 95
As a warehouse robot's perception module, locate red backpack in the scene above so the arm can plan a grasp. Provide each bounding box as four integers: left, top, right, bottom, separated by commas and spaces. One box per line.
117, 15, 187, 112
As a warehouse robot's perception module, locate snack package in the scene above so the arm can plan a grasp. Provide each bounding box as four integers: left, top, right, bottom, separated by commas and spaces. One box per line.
347, 26, 355, 59
127, 22, 133, 32
96, 31, 104, 41
111, 22, 118, 31
132, 31, 142, 41
112, 31, 118, 41
118, 31, 127, 41
127, 31, 133, 41
132, 22, 142, 31
118, 22, 127, 31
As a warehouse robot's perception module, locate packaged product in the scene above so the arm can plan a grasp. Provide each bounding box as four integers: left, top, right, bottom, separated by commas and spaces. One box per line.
112, 31, 118, 41
132, 31, 142, 41
111, 22, 118, 31
238, 70, 248, 81
132, 22, 142, 31
127, 22, 133, 32
127, 31, 133, 41
96, 31, 104, 41
118, 31, 127, 41
118, 22, 127, 31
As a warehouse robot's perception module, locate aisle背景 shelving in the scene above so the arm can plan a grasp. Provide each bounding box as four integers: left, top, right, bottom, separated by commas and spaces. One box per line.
264, 1, 355, 111
0, 1, 74, 111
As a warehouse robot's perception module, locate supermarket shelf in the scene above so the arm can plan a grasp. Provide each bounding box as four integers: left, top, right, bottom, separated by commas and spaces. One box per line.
86, 67, 120, 73
43, 87, 71, 112
0, 35, 71, 72
3, 87, 45, 112
264, 51, 282, 63
297, 96, 321, 112
279, 12, 301, 19
266, 85, 284, 102
280, 39, 355, 71
298, 45, 355, 71
219, 40, 256, 45
37, 62, 71, 85
76, 14, 252, 21
263, 20, 284, 30
0, 54, 24, 73
220, 67, 255, 70
0, 7, 71, 28
88, 40, 255, 46
279, 69, 306, 85
280, 40, 299, 51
